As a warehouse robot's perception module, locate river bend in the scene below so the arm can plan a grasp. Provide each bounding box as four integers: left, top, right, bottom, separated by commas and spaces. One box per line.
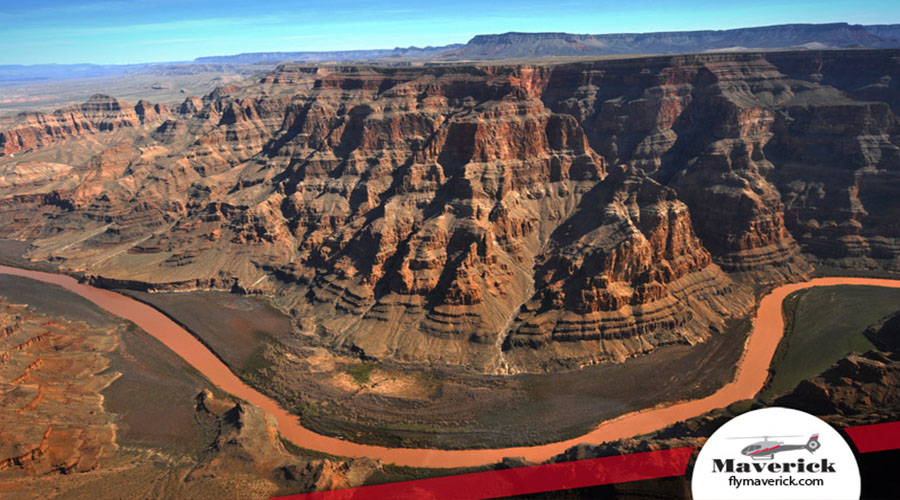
2, 265, 897, 468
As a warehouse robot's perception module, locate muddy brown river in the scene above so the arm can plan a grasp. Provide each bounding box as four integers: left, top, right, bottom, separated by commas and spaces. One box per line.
2, 264, 898, 468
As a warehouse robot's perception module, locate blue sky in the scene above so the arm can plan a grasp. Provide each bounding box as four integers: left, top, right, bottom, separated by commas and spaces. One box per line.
2, 0, 899, 65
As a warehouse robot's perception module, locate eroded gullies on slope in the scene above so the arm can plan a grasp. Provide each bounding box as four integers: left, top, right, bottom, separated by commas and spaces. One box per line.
0, 53, 825, 374
1, 48, 900, 466
0, 294, 119, 476
3, 51, 899, 376
0, 275, 380, 500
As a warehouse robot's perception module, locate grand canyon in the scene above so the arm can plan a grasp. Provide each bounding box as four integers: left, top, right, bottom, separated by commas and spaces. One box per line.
2, 21, 900, 500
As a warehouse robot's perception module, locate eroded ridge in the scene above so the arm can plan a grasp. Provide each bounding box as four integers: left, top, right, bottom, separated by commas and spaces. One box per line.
0, 298, 120, 475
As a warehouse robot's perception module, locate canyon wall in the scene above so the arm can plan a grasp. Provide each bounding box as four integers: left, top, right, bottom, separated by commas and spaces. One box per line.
0, 50, 897, 373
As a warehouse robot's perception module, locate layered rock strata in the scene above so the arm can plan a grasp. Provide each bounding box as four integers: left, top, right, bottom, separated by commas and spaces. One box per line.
1, 50, 898, 372
0, 298, 119, 475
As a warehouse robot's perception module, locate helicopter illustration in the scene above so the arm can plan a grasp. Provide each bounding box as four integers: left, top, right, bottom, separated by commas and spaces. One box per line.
729, 434, 821, 460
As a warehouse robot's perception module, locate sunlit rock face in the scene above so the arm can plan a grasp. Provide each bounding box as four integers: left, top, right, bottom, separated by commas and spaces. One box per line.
1, 50, 898, 373
0, 298, 120, 475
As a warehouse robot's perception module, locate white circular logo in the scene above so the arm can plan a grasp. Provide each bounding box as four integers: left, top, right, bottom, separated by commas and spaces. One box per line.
692, 407, 860, 500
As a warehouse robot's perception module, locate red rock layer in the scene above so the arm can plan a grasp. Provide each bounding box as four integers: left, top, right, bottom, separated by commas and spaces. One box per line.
1, 51, 898, 372
504, 166, 751, 369
541, 54, 815, 282
0, 94, 170, 156
0, 300, 119, 475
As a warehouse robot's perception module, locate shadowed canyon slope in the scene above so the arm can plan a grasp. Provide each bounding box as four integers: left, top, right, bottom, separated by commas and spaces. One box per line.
1, 50, 899, 373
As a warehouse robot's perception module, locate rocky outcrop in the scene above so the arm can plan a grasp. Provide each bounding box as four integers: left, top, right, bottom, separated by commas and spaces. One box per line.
1, 50, 899, 373
775, 350, 900, 427
0, 298, 120, 475
191, 390, 380, 492
503, 165, 752, 369
0, 94, 172, 157
0, 289, 375, 496
541, 54, 815, 282
865, 310, 900, 351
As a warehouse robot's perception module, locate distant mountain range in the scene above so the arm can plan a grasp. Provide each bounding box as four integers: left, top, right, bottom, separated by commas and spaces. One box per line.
192, 45, 463, 64
190, 22, 900, 64
2, 23, 899, 85
439, 23, 900, 60
0, 63, 138, 85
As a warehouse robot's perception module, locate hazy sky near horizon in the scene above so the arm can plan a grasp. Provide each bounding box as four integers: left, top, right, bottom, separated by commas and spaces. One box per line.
2, 0, 899, 65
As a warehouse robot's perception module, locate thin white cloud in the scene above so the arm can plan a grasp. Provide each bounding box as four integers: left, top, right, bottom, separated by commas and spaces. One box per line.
82, 15, 286, 35
3, 1, 132, 17
140, 37, 218, 45
278, 35, 326, 41
2, 15, 286, 39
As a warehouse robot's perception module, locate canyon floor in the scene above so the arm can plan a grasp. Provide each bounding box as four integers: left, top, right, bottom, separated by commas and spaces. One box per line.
123, 287, 749, 449
4, 264, 900, 499
0, 237, 750, 450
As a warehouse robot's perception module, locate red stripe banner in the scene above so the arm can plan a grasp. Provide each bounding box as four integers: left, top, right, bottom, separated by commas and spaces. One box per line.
271, 447, 694, 500
844, 420, 900, 454
273, 419, 900, 500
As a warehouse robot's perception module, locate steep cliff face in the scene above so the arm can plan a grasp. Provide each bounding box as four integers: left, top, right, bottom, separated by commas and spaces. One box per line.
541, 55, 814, 281
765, 92, 900, 271
1, 50, 898, 373
757, 51, 900, 273
0, 94, 171, 156
503, 165, 751, 369
443, 24, 900, 60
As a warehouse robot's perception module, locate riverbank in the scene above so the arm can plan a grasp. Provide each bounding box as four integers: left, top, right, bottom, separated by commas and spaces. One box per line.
2, 264, 898, 468
122, 287, 749, 451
